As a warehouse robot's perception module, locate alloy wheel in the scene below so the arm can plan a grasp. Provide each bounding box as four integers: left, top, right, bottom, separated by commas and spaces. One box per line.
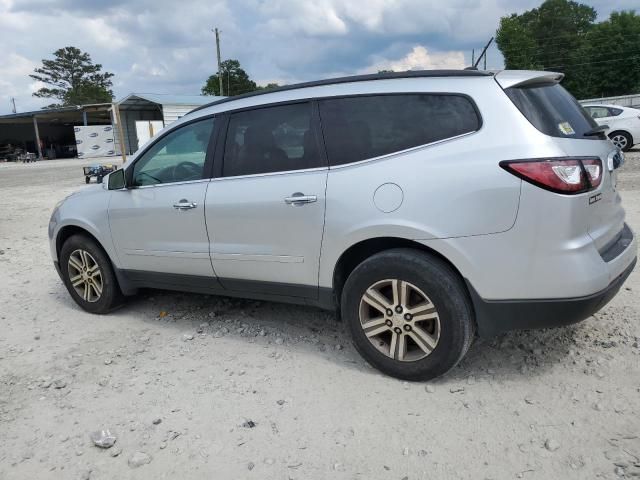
611, 134, 628, 150
358, 279, 441, 362
67, 249, 103, 303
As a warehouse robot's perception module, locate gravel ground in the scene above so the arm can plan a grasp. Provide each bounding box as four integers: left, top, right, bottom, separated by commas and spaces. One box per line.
1, 151, 639, 480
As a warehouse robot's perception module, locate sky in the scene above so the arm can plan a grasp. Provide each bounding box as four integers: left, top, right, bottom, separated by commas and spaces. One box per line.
0, 0, 636, 114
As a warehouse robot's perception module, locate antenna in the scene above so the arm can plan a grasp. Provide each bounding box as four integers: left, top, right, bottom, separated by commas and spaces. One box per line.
473, 37, 494, 69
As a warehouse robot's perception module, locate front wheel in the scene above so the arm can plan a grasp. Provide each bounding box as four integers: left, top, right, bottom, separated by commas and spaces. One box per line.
609, 131, 633, 152
59, 234, 123, 313
341, 248, 475, 381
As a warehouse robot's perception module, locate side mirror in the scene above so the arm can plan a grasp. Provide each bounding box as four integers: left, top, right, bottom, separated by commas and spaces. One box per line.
108, 168, 126, 190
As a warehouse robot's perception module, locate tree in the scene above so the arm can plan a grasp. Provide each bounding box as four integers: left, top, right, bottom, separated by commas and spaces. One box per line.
30, 46, 114, 107
202, 59, 258, 96
257, 83, 280, 91
573, 11, 640, 98
496, 0, 597, 94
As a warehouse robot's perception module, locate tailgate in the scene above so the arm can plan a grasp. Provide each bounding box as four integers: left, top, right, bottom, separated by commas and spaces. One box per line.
556, 138, 625, 252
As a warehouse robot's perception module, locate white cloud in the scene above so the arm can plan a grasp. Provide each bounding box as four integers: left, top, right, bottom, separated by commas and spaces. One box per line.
0, 53, 39, 112
0, 0, 632, 114
363, 45, 466, 73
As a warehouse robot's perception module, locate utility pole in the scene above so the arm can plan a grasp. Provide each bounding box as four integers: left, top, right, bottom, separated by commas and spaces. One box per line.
10, 97, 16, 113
473, 37, 494, 70
471, 49, 475, 67
214, 28, 224, 96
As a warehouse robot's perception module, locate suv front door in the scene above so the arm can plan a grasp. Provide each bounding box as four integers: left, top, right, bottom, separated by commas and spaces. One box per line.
206, 102, 327, 297
109, 116, 216, 277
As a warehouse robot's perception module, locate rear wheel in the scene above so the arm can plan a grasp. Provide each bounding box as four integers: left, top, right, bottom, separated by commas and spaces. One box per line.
341, 248, 475, 381
609, 131, 633, 151
59, 234, 123, 313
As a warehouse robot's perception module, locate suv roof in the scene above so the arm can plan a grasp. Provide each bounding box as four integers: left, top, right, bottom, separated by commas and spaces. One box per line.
191, 69, 493, 113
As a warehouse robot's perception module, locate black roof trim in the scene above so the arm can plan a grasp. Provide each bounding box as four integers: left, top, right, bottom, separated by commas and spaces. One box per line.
191, 69, 493, 114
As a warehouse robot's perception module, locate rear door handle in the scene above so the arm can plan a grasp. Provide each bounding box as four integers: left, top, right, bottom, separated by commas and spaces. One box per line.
173, 199, 197, 210
284, 193, 317, 206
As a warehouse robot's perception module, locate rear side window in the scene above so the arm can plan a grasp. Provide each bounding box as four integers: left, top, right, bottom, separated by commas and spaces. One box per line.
585, 106, 611, 119
609, 107, 623, 116
223, 102, 322, 177
318, 94, 480, 166
505, 84, 598, 139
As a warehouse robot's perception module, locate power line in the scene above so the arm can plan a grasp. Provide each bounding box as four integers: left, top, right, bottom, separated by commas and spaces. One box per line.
496, 32, 640, 52
503, 42, 640, 64
544, 54, 640, 69
505, 48, 640, 68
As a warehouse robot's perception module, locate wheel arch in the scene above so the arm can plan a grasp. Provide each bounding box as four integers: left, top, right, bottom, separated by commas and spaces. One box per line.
332, 237, 470, 308
56, 225, 105, 261
608, 129, 634, 147
56, 224, 136, 296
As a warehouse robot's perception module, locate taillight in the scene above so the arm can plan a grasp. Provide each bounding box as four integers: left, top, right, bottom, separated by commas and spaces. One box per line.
500, 158, 602, 194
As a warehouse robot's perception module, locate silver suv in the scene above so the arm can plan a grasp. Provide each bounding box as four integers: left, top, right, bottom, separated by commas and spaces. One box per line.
49, 70, 637, 380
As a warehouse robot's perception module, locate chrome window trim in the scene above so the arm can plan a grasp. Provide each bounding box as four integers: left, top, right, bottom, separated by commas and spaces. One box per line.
210, 166, 328, 182
326, 130, 480, 170
128, 178, 211, 190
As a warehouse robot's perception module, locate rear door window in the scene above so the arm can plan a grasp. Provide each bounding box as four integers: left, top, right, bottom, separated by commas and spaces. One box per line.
505, 84, 598, 139
222, 102, 322, 177
318, 94, 481, 166
585, 106, 611, 119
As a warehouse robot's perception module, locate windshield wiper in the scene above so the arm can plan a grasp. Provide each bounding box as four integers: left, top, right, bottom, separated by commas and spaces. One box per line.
584, 124, 608, 137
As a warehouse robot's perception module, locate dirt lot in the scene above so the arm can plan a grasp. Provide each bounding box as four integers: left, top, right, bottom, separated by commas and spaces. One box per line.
1, 152, 639, 480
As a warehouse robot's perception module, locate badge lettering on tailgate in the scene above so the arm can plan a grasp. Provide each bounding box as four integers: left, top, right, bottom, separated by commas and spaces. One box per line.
589, 193, 602, 205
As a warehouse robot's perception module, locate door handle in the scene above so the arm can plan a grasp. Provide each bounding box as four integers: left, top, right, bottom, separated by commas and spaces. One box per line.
284, 193, 317, 206
173, 199, 197, 210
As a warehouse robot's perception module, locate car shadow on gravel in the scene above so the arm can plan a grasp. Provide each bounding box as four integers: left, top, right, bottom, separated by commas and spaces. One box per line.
109, 288, 581, 383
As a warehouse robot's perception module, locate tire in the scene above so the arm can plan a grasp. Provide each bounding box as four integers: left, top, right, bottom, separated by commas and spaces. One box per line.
341, 248, 475, 381
609, 131, 633, 152
85, 176, 90, 184
59, 234, 124, 314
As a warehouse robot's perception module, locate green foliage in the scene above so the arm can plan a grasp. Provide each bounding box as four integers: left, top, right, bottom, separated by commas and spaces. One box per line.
496, 0, 640, 98
202, 59, 258, 96
30, 46, 114, 107
573, 11, 640, 98
256, 82, 280, 91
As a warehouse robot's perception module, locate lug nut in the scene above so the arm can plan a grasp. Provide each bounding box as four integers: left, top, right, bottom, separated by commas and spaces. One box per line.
404, 324, 412, 332
395, 306, 403, 313
386, 309, 393, 317
394, 327, 402, 334
385, 319, 393, 327
404, 313, 412, 321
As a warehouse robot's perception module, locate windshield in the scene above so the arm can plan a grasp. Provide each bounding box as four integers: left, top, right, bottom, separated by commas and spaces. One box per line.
505, 83, 600, 140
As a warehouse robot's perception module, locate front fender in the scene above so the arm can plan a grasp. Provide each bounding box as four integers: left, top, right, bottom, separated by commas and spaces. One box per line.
48, 187, 117, 267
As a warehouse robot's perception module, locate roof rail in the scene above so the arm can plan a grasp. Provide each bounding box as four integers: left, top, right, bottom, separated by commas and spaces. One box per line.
190, 69, 493, 114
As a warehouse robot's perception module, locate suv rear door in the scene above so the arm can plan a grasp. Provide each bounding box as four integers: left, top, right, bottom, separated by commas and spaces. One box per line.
205, 101, 327, 297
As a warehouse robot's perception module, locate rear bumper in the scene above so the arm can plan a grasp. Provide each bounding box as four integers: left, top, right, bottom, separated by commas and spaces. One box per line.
469, 255, 636, 338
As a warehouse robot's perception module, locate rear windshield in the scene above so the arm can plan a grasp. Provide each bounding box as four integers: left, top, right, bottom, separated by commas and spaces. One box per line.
505, 83, 599, 140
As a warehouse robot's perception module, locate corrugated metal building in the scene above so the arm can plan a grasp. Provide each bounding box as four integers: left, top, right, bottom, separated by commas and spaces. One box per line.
116, 93, 221, 154
579, 93, 640, 109
0, 93, 223, 160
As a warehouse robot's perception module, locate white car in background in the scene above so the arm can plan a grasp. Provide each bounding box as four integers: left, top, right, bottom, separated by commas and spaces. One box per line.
583, 104, 640, 151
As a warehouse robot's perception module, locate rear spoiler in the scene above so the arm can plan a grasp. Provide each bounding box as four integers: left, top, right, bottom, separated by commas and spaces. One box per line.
494, 70, 564, 89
